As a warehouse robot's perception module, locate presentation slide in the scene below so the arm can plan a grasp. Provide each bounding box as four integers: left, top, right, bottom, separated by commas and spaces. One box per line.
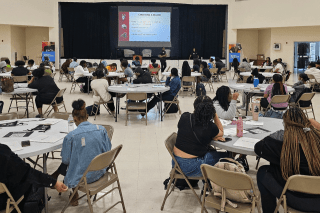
118, 6, 171, 47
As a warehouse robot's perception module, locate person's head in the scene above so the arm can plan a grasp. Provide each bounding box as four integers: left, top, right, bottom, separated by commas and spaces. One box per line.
273, 59, 278, 65
272, 74, 285, 96
193, 59, 200, 66
209, 58, 214, 62
151, 58, 156, 64
242, 58, 247, 62
39, 63, 45, 69
80, 60, 86, 68
316, 61, 320, 68
101, 60, 107, 67
4, 59, 10, 65
215, 57, 221, 62
95, 70, 105, 79
135, 56, 140, 61
193, 48, 196, 52
134, 67, 144, 76
200, 61, 207, 69
193, 96, 216, 128
98, 63, 105, 70
15, 60, 25, 67
308, 62, 316, 68
232, 58, 238, 64
251, 68, 259, 77
277, 58, 282, 63
281, 107, 320, 180
299, 73, 309, 82
32, 68, 45, 78
213, 86, 232, 111
73, 57, 77, 62
171, 68, 178, 77
28, 59, 34, 66
121, 60, 128, 68
72, 99, 88, 126
266, 57, 271, 62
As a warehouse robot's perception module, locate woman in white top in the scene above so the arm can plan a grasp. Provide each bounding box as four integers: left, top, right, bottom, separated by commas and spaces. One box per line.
213, 86, 239, 120
74, 60, 91, 92
91, 69, 115, 114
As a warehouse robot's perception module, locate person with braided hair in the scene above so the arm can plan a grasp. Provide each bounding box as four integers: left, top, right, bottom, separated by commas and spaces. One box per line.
255, 107, 320, 212
173, 96, 229, 177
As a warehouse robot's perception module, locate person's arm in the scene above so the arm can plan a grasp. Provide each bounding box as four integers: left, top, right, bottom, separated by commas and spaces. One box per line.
60, 136, 72, 165
213, 113, 224, 134
263, 86, 271, 98
165, 76, 171, 86
310, 119, 320, 130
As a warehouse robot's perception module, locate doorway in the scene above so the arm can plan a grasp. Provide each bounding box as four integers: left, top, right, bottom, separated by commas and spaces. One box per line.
294, 41, 320, 75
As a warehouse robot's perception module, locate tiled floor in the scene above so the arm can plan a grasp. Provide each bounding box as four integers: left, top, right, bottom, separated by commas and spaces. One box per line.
1, 71, 318, 213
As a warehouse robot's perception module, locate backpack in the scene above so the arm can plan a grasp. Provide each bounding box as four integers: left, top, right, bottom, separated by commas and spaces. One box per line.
196, 83, 206, 96
211, 158, 254, 212
86, 104, 100, 116
164, 103, 178, 113
296, 87, 312, 107
23, 186, 45, 213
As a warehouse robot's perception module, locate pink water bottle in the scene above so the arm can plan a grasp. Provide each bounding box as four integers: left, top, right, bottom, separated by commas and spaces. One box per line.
237, 115, 243, 137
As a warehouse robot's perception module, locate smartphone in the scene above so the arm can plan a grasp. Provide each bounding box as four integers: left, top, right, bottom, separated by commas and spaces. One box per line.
217, 137, 232, 143
21, 140, 30, 147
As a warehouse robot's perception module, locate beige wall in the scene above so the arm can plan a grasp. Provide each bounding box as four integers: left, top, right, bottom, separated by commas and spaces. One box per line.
10, 26, 26, 62
237, 29, 258, 60
26, 27, 49, 65
258, 29, 271, 58
0, 25, 11, 61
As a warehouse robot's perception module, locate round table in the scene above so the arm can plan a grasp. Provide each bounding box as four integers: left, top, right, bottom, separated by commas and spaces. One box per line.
108, 84, 170, 122
0, 118, 68, 213
240, 72, 275, 78
251, 66, 273, 71
211, 117, 283, 156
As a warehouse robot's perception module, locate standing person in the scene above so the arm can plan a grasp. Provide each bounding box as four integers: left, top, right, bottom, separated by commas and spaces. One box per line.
61, 59, 71, 74
215, 57, 225, 74
255, 108, 320, 213
159, 47, 167, 72
11, 61, 30, 76
74, 60, 91, 92
231, 58, 240, 74
189, 48, 199, 60
69, 57, 79, 68
239, 58, 251, 72
4, 59, 11, 68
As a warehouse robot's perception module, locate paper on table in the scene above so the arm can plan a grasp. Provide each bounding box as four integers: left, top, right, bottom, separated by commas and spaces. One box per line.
223, 128, 248, 137
153, 85, 165, 87
30, 134, 65, 143
219, 119, 232, 127
245, 121, 264, 126
233, 137, 260, 149
38, 119, 62, 125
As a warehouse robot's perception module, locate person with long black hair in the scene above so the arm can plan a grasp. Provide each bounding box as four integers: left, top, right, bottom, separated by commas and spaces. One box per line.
173, 96, 229, 177
181, 61, 191, 78
246, 68, 265, 84
213, 86, 239, 120
263, 57, 272, 66
231, 58, 240, 74
261, 74, 288, 109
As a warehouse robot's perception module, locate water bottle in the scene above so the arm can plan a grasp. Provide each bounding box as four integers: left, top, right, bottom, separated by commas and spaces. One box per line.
253, 77, 259, 87
68, 114, 74, 132
237, 114, 243, 137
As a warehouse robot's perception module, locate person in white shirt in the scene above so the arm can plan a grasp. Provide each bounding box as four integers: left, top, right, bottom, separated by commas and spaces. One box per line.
239, 58, 251, 72
69, 57, 79, 68
75, 60, 91, 92
272, 60, 284, 74
213, 86, 239, 120
26, 59, 38, 70
305, 62, 320, 83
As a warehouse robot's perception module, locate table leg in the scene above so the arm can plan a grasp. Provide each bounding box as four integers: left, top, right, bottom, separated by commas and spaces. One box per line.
43, 153, 48, 213
160, 93, 163, 121
26, 93, 29, 118
245, 92, 250, 116
87, 77, 90, 95
115, 94, 119, 122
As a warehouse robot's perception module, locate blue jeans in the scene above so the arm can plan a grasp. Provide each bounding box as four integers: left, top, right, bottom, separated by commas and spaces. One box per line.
173, 151, 229, 177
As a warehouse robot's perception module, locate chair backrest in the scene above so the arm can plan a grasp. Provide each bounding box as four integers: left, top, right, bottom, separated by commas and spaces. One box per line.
55, 88, 66, 98
148, 67, 160, 74
0, 112, 18, 121
239, 68, 246, 72
164, 66, 171, 73
100, 124, 114, 141
67, 67, 74, 72
220, 67, 227, 72
127, 93, 147, 101
265, 69, 272, 72
0, 183, 6, 194
50, 112, 71, 120
6, 67, 13, 72
284, 175, 320, 195
13, 75, 28, 83
164, 133, 182, 172
182, 76, 195, 83
298, 92, 315, 102
270, 95, 291, 105
85, 145, 123, 173
201, 164, 254, 191
209, 68, 218, 74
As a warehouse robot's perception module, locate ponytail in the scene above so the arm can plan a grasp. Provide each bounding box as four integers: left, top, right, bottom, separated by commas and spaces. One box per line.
72, 99, 87, 120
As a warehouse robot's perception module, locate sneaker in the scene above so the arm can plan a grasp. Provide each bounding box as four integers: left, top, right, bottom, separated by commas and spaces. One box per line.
236, 157, 249, 172
35, 114, 43, 118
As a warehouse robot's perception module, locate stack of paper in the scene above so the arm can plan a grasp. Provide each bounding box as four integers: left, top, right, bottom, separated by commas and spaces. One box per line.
233, 137, 260, 149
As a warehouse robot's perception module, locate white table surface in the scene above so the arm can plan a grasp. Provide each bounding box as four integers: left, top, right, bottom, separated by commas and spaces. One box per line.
229, 83, 295, 94
2, 87, 38, 95
108, 84, 170, 94
211, 117, 283, 156
0, 118, 68, 159
131, 65, 148, 69
0, 72, 11, 77
162, 71, 202, 77
240, 72, 275, 78
83, 72, 124, 78
251, 66, 273, 70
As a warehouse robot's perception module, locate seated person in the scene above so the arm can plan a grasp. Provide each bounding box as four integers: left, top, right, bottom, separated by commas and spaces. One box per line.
290, 73, 309, 103
28, 68, 63, 118
191, 59, 200, 72
0, 144, 67, 211
120, 58, 130, 68
26, 59, 37, 70
106, 63, 117, 72
4, 59, 11, 68
149, 58, 160, 71
39, 63, 53, 76
146, 68, 181, 112
208, 58, 215, 69
215, 57, 225, 74
200, 61, 211, 82
246, 68, 265, 84
173, 96, 229, 177
260, 74, 288, 110
0, 61, 6, 73
316, 61, 320, 70
100, 59, 108, 68
272, 59, 284, 74
133, 67, 152, 84
91, 70, 116, 115
239, 58, 251, 72
263, 57, 272, 66
74, 60, 91, 92
255, 108, 320, 213
231, 58, 239, 74
51, 99, 112, 206
61, 59, 71, 74
305, 62, 320, 83
181, 61, 191, 86
120, 60, 133, 83
213, 86, 239, 120
69, 57, 79, 68
11, 60, 31, 76
132, 56, 141, 66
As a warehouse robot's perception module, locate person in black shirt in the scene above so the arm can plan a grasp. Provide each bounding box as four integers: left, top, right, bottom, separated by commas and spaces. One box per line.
43, 42, 55, 52
133, 67, 152, 84
200, 61, 211, 82
159, 47, 167, 72
192, 59, 200, 72
173, 96, 229, 177
189, 48, 199, 60
0, 144, 67, 211
246, 68, 265, 84
215, 57, 225, 74
28, 68, 63, 118
11, 60, 30, 76
255, 108, 320, 213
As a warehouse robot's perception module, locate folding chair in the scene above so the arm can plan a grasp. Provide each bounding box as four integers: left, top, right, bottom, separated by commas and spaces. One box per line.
61, 145, 126, 213
180, 76, 196, 96
265, 95, 291, 112
126, 93, 148, 126
42, 88, 67, 117
200, 164, 261, 213
162, 92, 181, 117
91, 89, 114, 120
307, 74, 320, 92
0, 183, 24, 213
210, 68, 219, 82
100, 125, 114, 141
148, 67, 161, 83
12, 76, 28, 83
70, 74, 83, 93
292, 92, 316, 119
274, 175, 320, 213
220, 67, 228, 82
5, 67, 13, 72
161, 133, 208, 212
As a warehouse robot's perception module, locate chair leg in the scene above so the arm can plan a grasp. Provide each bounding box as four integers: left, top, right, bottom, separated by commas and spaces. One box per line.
255, 157, 261, 170
117, 179, 127, 213
161, 176, 175, 210
184, 178, 208, 213
94, 105, 98, 120
86, 191, 94, 213
125, 107, 128, 126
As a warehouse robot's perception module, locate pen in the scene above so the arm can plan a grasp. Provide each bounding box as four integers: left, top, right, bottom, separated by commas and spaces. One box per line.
60, 132, 68, 134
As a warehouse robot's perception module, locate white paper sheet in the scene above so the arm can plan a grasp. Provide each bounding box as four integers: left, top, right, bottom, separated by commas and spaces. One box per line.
219, 119, 232, 127
233, 137, 260, 149
245, 121, 264, 126
38, 119, 62, 125
30, 134, 65, 143
223, 128, 248, 137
